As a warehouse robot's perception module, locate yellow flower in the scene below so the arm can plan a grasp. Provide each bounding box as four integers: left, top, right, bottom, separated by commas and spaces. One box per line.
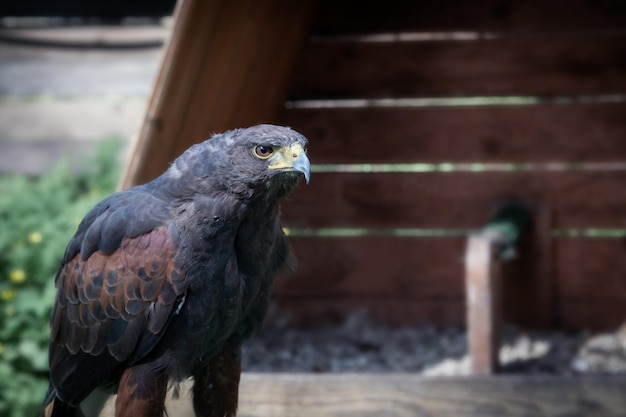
9, 269, 26, 284
1, 289, 16, 301
28, 231, 43, 244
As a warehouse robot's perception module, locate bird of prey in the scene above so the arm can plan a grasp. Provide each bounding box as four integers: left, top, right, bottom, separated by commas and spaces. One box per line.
41, 124, 310, 417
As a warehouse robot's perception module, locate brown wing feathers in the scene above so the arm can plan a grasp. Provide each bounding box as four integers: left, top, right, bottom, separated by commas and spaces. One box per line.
51, 226, 184, 361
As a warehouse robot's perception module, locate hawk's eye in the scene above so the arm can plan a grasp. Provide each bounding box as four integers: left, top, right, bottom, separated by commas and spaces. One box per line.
254, 145, 274, 159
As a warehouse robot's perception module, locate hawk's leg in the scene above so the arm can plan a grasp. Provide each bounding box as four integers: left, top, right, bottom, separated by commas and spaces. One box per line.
115, 362, 168, 417
193, 341, 242, 417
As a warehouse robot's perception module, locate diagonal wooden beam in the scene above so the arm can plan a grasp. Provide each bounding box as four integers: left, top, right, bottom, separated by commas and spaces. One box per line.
120, 0, 315, 188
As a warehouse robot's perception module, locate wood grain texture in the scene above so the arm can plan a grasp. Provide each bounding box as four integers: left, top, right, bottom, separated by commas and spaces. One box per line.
278, 237, 466, 297
288, 36, 626, 98
311, 0, 626, 34
101, 374, 626, 417
279, 104, 626, 163
273, 237, 626, 329
270, 297, 466, 328
121, 0, 314, 188
237, 374, 626, 417
281, 171, 626, 229
554, 239, 626, 299
273, 236, 466, 324
559, 299, 626, 331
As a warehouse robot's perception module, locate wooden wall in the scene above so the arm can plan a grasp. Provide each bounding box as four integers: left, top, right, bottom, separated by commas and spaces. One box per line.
272, 0, 626, 330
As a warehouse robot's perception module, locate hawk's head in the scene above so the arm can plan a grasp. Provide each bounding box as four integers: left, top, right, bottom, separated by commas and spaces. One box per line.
165, 124, 310, 200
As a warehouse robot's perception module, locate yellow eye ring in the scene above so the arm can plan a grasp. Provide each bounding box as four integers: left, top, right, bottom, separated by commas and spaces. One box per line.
254, 145, 274, 159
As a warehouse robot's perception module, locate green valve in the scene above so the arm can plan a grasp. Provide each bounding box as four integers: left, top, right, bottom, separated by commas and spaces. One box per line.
483, 205, 532, 261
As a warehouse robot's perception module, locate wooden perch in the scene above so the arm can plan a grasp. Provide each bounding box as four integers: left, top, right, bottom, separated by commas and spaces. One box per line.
100, 373, 626, 417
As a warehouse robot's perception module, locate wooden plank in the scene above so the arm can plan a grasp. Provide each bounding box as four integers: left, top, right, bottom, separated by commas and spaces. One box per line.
555, 239, 626, 299
287, 36, 626, 98
238, 374, 626, 417
274, 236, 465, 326
120, 0, 314, 188
559, 299, 626, 331
281, 172, 626, 229
273, 236, 625, 329
311, 0, 626, 34
277, 237, 465, 298
279, 104, 626, 163
270, 297, 466, 328
272, 292, 626, 331
101, 374, 626, 417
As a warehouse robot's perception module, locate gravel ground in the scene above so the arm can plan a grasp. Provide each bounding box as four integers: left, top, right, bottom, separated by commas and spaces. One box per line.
242, 310, 626, 375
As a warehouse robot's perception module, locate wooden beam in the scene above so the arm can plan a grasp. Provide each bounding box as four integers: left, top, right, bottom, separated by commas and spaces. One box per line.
101, 373, 626, 417
279, 104, 626, 164
271, 234, 626, 330
120, 0, 315, 188
281, 171, 626, 229
288, 36, 626, 98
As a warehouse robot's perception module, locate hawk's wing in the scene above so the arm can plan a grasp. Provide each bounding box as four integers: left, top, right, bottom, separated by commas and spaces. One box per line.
48, 190, 189, 403
50, 226, 186, 359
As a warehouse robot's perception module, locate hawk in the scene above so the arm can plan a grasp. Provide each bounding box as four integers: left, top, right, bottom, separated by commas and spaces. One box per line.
42, 124, 310, 417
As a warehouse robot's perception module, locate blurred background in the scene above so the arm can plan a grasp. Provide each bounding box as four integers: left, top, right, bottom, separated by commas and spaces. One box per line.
0, 1, 177, 175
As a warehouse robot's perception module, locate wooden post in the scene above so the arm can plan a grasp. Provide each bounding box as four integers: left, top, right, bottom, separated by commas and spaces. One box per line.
465, 229, 503, 375
465, 204, 533, 375
120, 0, 315, 188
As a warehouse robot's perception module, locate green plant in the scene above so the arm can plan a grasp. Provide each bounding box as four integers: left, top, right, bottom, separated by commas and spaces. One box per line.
0, 139, 122, 417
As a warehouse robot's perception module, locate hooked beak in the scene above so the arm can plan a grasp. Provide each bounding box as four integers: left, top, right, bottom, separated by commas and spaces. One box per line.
268, 143, 310, 184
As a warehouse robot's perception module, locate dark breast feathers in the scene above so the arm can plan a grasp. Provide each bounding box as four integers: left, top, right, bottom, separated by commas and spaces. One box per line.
43, 124, 309, 417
